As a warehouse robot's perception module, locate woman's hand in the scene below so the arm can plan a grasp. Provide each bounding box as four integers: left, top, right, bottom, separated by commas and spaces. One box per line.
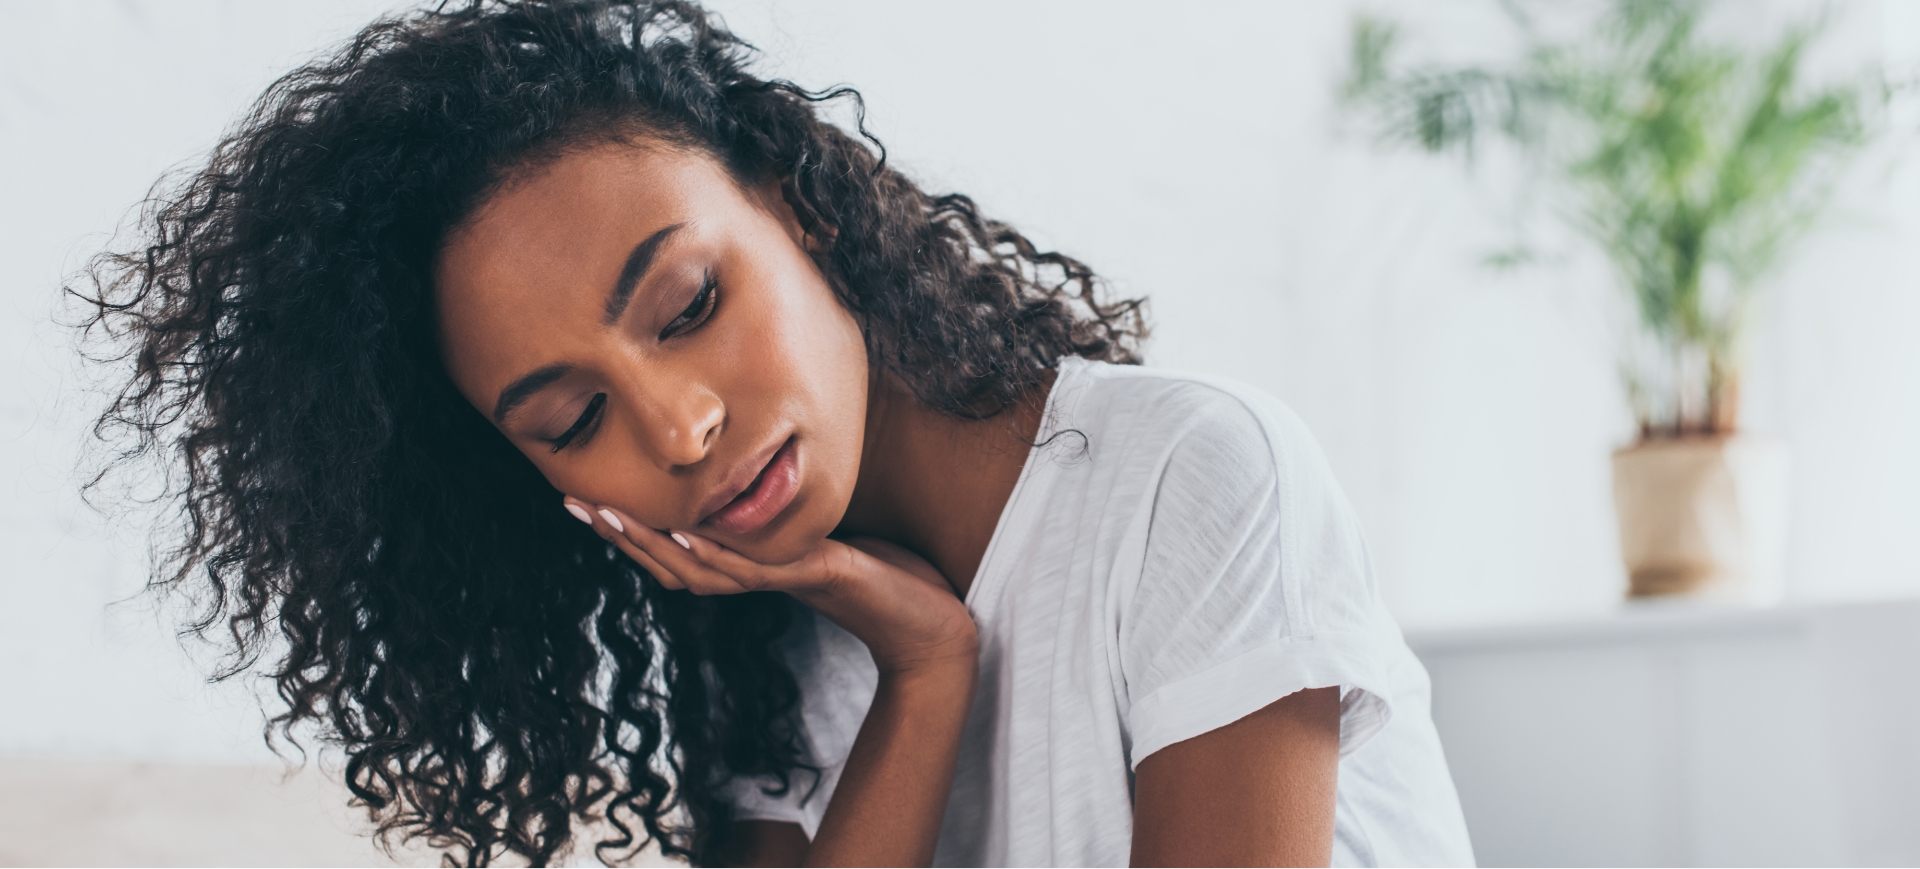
569, 499, 978, 674
569, 497, 979, 866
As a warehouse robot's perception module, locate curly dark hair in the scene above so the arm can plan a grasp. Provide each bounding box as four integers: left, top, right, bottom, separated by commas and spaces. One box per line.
72, 0, 1146, 864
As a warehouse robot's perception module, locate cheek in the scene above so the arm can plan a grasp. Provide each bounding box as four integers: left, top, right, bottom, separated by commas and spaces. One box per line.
751, 281, 869, 555
780, 299, 866, 416
537, 446, 677, 531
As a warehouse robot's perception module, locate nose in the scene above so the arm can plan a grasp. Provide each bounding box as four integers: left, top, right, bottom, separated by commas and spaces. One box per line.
627, 377, 724, 471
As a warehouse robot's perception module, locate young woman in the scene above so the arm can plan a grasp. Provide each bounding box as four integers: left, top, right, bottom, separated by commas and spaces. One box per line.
77, 1, 1473, 865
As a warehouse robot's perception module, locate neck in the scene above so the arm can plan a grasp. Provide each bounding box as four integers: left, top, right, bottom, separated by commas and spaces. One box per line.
836, 371, 1053, 599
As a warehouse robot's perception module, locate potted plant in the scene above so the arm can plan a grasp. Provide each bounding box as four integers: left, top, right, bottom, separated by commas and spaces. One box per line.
1340, 0, 1877, 601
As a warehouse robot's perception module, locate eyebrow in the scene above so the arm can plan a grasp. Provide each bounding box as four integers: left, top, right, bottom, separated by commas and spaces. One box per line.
490, 222, 686, 427
492, 363, 574, 426
603, 222, 685, 326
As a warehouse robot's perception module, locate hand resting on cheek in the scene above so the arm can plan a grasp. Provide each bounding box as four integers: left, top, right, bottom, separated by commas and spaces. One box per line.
567, 498, 978, 674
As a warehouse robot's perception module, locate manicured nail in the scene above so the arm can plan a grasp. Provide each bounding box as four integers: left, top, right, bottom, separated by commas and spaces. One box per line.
597, 509, 624, 533
564, 502, 593, 525
671, 532, 691, 550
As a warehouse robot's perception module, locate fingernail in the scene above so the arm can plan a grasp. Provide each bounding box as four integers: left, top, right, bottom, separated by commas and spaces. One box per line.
564, 502, 593, 525
671, 532, 691, 550
597, 509, 624, 533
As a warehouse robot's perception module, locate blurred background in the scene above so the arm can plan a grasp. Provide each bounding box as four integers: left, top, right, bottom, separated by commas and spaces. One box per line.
2, 0, 1916, 865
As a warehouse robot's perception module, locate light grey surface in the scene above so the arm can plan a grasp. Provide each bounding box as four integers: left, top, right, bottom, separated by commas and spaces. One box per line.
0, 756, 681, 867
0, 756, 433, 867
1413, 597, 1920, 866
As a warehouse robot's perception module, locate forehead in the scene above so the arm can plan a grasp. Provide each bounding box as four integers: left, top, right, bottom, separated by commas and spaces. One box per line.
438, 142, 735, 303
432, 143, 742, 388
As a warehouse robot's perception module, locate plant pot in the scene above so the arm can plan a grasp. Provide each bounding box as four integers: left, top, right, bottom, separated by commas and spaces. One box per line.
1611, 435, 1789, 603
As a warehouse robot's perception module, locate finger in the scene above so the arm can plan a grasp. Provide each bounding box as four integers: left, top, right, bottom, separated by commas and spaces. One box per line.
564, 497, 687, 590
645, 527, 761, 592
599, 508, 753, 597
629, 546, 686, 591
674, 530, 840, 594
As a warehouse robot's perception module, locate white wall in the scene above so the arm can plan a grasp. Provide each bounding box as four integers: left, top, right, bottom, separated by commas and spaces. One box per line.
1412, 598, 1920, 866
3, 0, 1916, 777
1, 0, 426, 764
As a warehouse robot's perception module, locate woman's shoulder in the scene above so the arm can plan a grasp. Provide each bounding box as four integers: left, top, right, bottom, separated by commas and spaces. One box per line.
1060, 358, 1324, 484
1060, 359, 1366, 586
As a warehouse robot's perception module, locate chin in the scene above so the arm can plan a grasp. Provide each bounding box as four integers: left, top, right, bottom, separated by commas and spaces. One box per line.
711, 509, 807, 569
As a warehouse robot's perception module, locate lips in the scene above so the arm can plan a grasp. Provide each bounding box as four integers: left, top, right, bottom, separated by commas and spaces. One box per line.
701, 435, 801, 537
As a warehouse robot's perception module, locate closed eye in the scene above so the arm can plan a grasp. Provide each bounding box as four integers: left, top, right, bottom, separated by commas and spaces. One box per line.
546, 393, 605, 453
661, 271, 719, 340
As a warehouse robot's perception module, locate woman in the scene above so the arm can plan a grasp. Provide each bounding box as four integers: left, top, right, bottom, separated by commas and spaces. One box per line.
76, 1, 1473, 865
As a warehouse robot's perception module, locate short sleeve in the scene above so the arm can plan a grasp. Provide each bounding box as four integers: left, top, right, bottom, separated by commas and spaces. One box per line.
1121, 385, 1396, 769
723, 608, 877, 838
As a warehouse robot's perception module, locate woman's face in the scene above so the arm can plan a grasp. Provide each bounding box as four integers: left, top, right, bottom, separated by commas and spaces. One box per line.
435, 140, 870, 565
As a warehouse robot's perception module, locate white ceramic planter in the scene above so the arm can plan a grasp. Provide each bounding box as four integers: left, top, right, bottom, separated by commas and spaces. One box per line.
1611, 435, 1790, 603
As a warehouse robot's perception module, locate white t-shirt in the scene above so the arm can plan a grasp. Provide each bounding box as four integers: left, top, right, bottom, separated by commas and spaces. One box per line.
727, 357, 1475, 867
